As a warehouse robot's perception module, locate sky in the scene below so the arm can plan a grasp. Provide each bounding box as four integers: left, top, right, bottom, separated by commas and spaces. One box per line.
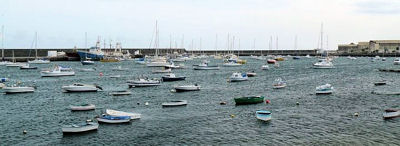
1, 0, 400, 50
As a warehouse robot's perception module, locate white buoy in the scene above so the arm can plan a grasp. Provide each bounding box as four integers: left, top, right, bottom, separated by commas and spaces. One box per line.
145, 102, 149, 106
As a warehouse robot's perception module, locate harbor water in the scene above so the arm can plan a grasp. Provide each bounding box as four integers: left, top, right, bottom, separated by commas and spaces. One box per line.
0, 57, 399, 145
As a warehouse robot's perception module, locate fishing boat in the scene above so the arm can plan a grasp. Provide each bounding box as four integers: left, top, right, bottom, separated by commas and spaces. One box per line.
70, 104, 96, 111
152, 68, 172, 74
394, 58, 400, 65
106, 109, 141, 120
97, 115, 131, 124
229, 72, 248, 82
19, 64, 38, 70
3, 86, 35, 94
234, 96, 264, 105
162, 100, 188, 107
246, 71, 256, 77
41, 66, 75, 77
127, 78, 161, 87
62, 122, 99, 133
161, 73, 186, 82
77, 40, 105, 60
255, 110, 272, 122
313, 59, 334, 69
261, 65, 270, 70
273, 78, 286, 89
193, 61, 219, 70
112, 66, 129, 71
223, 61, 242, 67
109, 90, 132, 96
316, 84, 333, 94
174, 84, 201, 92
383, 109, 400, 119
62, 83, 102, 92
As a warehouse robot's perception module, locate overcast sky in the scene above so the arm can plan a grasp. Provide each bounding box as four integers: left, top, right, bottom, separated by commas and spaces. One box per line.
1, 0, 400, 50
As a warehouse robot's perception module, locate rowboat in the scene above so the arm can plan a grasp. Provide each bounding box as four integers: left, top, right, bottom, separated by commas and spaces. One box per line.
255, 110, 272, 122
174, 84, 200, 92
162, 100, 188, 107
109, 90, 132, 96
106, 109, 141, 120
383, 109, 400, 119
97, 115, 131, 124
70, 104, 95, 111
3, 86, 35, 94
234, 96, 264, 105
62, 122, 99, 133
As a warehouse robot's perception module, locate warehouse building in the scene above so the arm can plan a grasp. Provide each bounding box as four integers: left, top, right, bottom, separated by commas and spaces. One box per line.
338, 40, 400, 54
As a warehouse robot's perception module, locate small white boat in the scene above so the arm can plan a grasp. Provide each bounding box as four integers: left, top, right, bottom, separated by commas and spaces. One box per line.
70, 104, 96, 111
109, 90, 132, 96
106, 109, 141, 120
62, 83, 102, 92
110, 75, 121, 78
305, 55, 312, 58
382, 58, 386, 61
62, 122, 99, 133
193, 61, 220, 70
174, 84, 201, 92
394, 58, 400, 65
313, 59, 334, 69
255, 110, 272, 122
146, 61, 169, 67
41, 66, 75, 77
229, 72, 248, 82
28, 59, 50, 64
112, 66, 129, 71
267, 59, 276, 64
162, 100, 188, 107
3, 86, 35, 94
316, 84, 333, 94
20, 64, 38, 70
261, 65, 269, 70
97, 115, 131, 124
273, 78, 286, 89
383, 109, 400, 119
223, 61, 242, 67
152, 68, 172, 74
246, 71, 256, 77
127, 78, 161, 87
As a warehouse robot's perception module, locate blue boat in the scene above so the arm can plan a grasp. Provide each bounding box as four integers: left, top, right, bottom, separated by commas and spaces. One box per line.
255, 110, 272, 122
77, 41, 105, 61
97, 115, 131, 124
0, 78, 9, 83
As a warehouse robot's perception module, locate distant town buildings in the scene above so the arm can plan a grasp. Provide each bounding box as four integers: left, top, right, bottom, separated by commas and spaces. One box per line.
338, 40, 400, 54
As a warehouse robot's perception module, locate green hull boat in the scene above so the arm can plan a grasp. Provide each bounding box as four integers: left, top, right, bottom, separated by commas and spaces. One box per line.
234, 96, 264, 105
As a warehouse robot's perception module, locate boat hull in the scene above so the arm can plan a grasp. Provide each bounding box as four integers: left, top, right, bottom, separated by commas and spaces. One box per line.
162, 100, 188, 107
70, 104, 96, 111
41, 71, 75, 77
77, 51, 104, 61
3, 87, 35, 94
62, 86, 98, 92
174, 86, 200, 92
62, 123, 99, 133
234, 96, 264, 105
97, 118, 131, 124
383, 111, 400, 119
162, 77, 186, 82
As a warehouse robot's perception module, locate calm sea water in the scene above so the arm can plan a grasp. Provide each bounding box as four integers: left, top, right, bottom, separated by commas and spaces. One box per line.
0, 57, 398, 145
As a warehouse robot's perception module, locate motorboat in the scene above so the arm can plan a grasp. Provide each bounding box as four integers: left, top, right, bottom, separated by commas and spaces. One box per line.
255, 110, 272, 122
316, 84, 333, 94
112, 66, 129, 71
70, 104, 96, 111
97, 115, 131, 124
246, 71, 256, 77
164, 61, 183, 69
229, 72, 248, 82
62, 83, 102, 92
193, 61, 219, 70
62, 122, 99, 133
20, 64, 38, 70
109, 90, 132, 96
234, 96, 264, 105
383, 109, 400, 119
313, 59, 334, 69
28, 59, 50, 64
3, 86, 35, 94
106, 109, 141, 120
81, 59, 95, 65
174, 84, 201, 92
152, 68, 172, 74
261, 65, 270, 70
161, 73, 186, 82
162, 100, 188, 107
127, 78, 161, 87
273, 78, 286, 89
41, 66, 75, 77
223, 61, 242, 67
394, 58, 400, 65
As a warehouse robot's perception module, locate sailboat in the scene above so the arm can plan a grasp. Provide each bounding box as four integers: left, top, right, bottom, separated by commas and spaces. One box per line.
0, 25, 10, 65
313, 23, 334, 69
146, 21, 168, 67
28, 32, 50, 64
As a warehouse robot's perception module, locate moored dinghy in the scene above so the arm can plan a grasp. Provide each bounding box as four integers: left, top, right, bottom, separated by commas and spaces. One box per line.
162, 100, 188, 107
109, 90, 132, 96
383, 109, 400, 119
3, 86, 35, 94
127, 78, 161, 88
162, 73, 186, 82
273, 78, 286, 89
97, 115, 131, 124
106, 109, 141, 120
246, 71, 256, 77
62, 83, 103, 92
316, 84, 333, 94
255, 110, 272, 122
234, 96, 264, 105
174, 84, 201, 92
70, 104, 96, 111
62, 121, 99, 133
229, 72, 248, 82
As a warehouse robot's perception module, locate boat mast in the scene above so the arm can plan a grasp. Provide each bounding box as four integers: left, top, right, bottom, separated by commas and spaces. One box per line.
238, 38, 240, 56
35, 32, 38, 59
215, 34, 218, 56
85, 32, 87, 49
295, 35, 298, 56
320, 23, 324, 57
1, 25, 4, 60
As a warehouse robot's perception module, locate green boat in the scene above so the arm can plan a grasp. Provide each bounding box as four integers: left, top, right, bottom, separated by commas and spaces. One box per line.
234, 96, 264, 105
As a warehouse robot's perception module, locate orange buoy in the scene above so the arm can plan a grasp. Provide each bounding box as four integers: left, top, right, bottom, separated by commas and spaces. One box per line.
266, 100, 270, 104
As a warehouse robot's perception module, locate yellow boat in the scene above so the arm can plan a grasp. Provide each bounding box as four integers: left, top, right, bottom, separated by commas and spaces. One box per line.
275, 57, 285, 61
